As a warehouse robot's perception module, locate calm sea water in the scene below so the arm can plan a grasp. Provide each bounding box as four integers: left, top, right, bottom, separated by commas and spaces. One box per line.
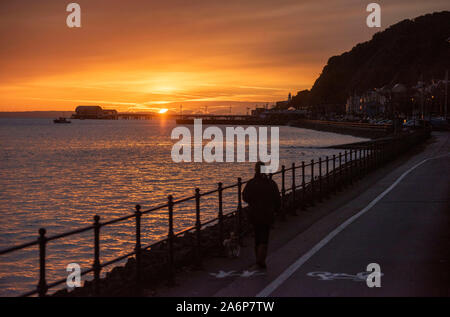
0, 118, 367, 296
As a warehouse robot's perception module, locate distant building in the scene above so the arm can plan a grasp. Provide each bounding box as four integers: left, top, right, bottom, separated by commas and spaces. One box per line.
275, 92, 293, 109
73, 106, 118, 119
360, 90, 387, 115
346, 90, 387, 115
251, 107, 267, 116
275, 100, 288, 108
75, 105, 103, 117
102, 109, 118, 119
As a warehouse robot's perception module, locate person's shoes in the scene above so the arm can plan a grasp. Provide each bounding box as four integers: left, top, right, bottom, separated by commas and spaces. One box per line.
249, 264, 260, 271
257, 261, 267, 270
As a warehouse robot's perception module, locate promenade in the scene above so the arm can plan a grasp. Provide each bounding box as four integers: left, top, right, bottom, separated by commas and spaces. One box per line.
153, 132, 449, 297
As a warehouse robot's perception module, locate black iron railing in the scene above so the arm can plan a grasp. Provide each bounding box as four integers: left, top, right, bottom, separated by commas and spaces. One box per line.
0, 130, 430, 297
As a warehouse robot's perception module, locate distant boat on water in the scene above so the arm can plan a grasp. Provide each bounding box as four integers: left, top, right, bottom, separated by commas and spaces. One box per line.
53, 117, 71, 124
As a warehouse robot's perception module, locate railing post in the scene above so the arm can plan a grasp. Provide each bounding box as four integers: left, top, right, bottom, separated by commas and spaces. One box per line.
349, 150, 353, 185
325, 156, 329, 197
301, 161, 306, 210
362, 147, 366, 173
332, 154, 336, 192
37, 228, 47, 297
357, 148, 361, 176
374, 143, 377, 167
376, 143, 380, 167
318, 157, 323, 202
374, 143, 377, 168
344, 151, 348, 186
350, 149, 354, 181
374, 143, 378, 168
381, 142, 384, 165
237, 178, 243, 245
353, 149, 356, 176
310, 160, 315, 206
167, 195, 175, 286
370, 144, 375, 169
365, 146, 370, 173
338, 152, 342, 190
373, 143, 377, 168
134, 205, 142, 293
281, 165, 286, 220
218, 182, 224, 247
93, 215, 101, 296
291, 163, 297, 215
195, 188, 202, 267
359, 148, 363, 178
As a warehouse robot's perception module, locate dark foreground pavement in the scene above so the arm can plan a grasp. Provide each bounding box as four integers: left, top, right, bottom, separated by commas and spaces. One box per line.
152, 132, 449, 297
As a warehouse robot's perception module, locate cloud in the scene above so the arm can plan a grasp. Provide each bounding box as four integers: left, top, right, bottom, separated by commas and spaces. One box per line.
0, 0, 448, 111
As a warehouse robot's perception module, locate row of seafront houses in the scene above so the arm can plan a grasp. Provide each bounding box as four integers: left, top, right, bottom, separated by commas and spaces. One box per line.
269, 78, 449, 120
346, 79, 449, 118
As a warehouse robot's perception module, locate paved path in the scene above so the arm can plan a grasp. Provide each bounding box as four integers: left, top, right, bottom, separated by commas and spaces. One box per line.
153, 132, 449, 297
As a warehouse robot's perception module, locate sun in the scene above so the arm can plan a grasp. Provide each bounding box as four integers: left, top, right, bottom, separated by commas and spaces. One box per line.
158, 108, 168, 114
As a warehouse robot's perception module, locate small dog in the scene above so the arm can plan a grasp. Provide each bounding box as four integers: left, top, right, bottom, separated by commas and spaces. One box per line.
223, 232, 240, 258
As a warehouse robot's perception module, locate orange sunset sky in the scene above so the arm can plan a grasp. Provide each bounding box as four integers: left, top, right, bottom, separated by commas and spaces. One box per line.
0, 0, 448, 113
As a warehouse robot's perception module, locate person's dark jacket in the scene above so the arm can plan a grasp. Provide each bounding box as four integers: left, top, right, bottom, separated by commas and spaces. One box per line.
242, 174, 281, 225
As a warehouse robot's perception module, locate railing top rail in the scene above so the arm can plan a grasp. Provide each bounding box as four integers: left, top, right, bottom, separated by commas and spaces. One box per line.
222, 183, 238, 190
0, 172, 256, 256
47, 224, 95, 242
173, 209, 237, 238
172, 194, 196, 205
101, 250, 136, 268
142, 202, 170, 215
0, 148, 350, 257
0, 240, 39, 256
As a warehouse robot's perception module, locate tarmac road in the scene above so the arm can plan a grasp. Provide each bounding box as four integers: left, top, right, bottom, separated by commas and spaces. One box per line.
265, 149, 450, 296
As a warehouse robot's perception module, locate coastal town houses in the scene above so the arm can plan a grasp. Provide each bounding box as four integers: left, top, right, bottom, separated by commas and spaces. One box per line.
345, 89, 387, 116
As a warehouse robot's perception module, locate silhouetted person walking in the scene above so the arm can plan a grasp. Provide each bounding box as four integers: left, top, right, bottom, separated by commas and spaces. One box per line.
242, 162, 281, 269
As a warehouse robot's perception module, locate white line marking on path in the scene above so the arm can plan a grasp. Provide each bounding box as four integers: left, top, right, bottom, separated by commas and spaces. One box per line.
256, 153, 450, 297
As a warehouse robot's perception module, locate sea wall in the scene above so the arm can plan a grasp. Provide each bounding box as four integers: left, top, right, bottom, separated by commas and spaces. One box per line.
291, 119, 392, 139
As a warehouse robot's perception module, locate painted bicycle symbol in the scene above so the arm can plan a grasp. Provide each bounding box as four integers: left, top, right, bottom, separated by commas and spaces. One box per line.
307, 271, 383, 282
209, 270, 265, 278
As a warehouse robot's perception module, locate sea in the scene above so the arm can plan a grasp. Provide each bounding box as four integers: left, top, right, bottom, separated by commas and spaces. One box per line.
0, 118, 368, 296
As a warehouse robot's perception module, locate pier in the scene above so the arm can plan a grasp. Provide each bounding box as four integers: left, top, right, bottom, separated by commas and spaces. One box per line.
70, 105, 395, 138
116, 113, 156, 120
175, 114, 279, 125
